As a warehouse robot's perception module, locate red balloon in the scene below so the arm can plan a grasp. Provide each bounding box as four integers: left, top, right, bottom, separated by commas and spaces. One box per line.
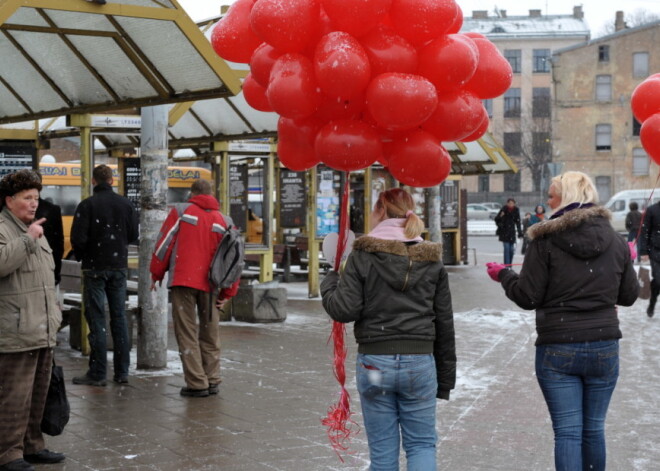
459, 113, 489, 142
316, 94, 366, 122
315, 120, 382, 171
421, 91, 486, 141
359, 24, 418, 76
464, 38, 513, 99
417, 34, 479, 92
321, 0, 392, 37
314, 32, 371, 99
640, 113, 660, 165
277, 116, 322, 170
242, 73, 273, 112
631, 75, 660, 123
250, 0, 320, 53
366, 73, 438, 131
387, 130, 452, 187
250, 43, 283, 87
446, 3, 463, 34
211, 0, 262, 63
463, 32, 486, 40
389, 0, 458, 45
267, 54, 321, 119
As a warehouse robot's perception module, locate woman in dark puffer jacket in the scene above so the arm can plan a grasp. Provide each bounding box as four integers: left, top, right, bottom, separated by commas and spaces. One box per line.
321, 188, 456, 471
487, 171, 638, 471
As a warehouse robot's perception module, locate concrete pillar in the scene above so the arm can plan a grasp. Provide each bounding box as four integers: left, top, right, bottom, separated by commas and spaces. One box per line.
137, 105, 169, 369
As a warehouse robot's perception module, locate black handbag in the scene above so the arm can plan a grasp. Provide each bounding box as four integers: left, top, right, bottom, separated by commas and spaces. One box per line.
41, 359, 70, 436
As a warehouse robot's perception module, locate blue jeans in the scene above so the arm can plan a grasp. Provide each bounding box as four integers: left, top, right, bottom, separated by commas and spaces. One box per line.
536, 341, 619, 471
83, 269, 130, 381
356, 353, 437, 471
503, 241, 515, 265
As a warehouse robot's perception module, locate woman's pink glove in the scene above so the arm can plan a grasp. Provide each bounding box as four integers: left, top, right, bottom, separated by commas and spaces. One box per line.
628, 241, 637, 261
486, 262, 507, 282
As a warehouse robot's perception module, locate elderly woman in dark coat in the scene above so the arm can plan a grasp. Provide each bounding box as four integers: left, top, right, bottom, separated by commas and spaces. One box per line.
487, 171, 638, 471
0, 170, 64, 471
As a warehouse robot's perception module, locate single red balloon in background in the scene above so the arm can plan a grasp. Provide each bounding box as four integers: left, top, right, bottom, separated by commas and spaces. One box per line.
314, 32, 372, 100
446, 3, 463, 34
267, 54, 321, 119
366, 73, 438, 131
421, 91, 486, 142
211, 0, 262, 63
242, 74, 274, 112
359, 24, 418, 77
315, 120, 382, 171
321, 0, 392, 38
250, 0, 321, 53
640, 113, 660, 165
389, 0, 458, 45
463, 38, 513, 99
387, 130, 452, 187
459, 112, 489, 142
277, 116, 323, 170
631, 75, 660, 123
417, 34, 479, 92
249, 43, 283, 87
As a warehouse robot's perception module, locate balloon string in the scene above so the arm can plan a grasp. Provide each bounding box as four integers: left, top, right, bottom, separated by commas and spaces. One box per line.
323, 174, 359, 460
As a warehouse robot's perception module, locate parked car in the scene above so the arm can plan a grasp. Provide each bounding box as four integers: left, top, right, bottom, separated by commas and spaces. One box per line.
467, 203, 498, 220
480, 202, 502, 211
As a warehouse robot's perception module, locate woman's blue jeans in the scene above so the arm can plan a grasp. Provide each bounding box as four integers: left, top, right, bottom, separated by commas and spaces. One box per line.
535, 340, 619, 471
503, 242, 515, 265
356, 353, 437, 471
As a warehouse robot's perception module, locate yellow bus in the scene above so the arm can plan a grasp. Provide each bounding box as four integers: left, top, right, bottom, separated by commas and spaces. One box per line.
39, 162, 212, 258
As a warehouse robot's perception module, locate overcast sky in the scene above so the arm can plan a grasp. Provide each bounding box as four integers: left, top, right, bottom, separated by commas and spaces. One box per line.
177, 0, 659, 37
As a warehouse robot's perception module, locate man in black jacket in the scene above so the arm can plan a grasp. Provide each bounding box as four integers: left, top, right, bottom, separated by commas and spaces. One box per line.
35, 173, 65, 285
70, 165, 139, 386
640, 201, 660, 317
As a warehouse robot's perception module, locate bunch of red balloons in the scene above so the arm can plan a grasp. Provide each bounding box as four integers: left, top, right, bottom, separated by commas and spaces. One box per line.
632, 74, 660, 165
211, 0, 513, 187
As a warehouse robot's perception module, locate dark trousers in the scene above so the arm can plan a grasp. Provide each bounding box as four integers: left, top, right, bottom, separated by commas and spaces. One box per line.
83, 269, 130, 381
0, 348, 53, 465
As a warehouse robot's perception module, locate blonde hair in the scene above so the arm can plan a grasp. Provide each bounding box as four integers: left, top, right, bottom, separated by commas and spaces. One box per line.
550, 171, 599, 210
375, 188, 424, 239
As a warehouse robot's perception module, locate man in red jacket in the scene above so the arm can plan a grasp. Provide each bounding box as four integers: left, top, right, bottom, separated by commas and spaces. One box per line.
150, 179, 239, 397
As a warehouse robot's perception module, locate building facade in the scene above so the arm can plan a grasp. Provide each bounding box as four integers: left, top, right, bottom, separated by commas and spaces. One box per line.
552, 21, 660, 203
461, 7, 590, 195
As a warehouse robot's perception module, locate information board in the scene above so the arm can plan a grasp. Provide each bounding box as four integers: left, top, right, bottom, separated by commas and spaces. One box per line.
229, 164, 248, 232
0, 141, 36, 178
279, 170, 306, 228
122, 158, 141, 214
440, 180, 459, 229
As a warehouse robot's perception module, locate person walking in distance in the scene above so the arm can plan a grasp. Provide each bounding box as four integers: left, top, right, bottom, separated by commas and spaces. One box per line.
625, 201, 642, 263
640, 199, 660, 317
70, 164, 139, 386
150, 179, 240, 397
494, 198, 523, 265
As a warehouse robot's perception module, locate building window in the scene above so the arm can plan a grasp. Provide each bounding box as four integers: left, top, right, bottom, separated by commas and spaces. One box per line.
598, 45, 610, 62
596, 124, 612, 151
483, 99, 493, 118
595, 176, 611, 202
504, 88, 521, 117
533, 132, 552, 157
503, 132, 522, 156
633, 115, 642, 136
533, 49, 551, 73
478, 175, 489, 192
532, 88, 551, 117
633, 148, 650, 176
504, 172, 521, 192
633, 52, 649, 78
595, 75, 612, 102
504, 49, 521, 73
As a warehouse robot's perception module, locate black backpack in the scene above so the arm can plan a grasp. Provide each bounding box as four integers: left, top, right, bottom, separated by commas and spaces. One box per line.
209, 215, 245, 289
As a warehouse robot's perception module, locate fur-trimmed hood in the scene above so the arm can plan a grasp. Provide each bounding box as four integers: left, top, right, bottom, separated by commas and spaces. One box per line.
352, 236, 443, 291
527, 206, 615, 259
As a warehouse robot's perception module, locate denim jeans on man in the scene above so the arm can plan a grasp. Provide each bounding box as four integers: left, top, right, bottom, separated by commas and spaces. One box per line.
356, 353, 437, 471
83, 269, 130, 381
503, 241, 515, 265
536, 340, 619, 471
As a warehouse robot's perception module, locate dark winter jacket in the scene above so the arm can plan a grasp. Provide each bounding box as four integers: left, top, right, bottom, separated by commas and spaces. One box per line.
625, 209, 642, 234
321, 236, 456, 399
640, 202, 660, 262
499, 206, 638, 345
495, 206, 522, 243
36, 198, 64, 284
71, 183, 139, 270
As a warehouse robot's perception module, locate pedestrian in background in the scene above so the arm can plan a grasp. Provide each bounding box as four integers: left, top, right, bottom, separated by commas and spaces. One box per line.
639, 198, 660, 317
0, 170, 65, 470
486, 171, 638, 471
521, 212, 532, 255
150, 179, 240, 398
494, 198, 522, 265
70, 164, 139, 386
625, 201, 642, 263
35, 173, 64, 285
321, 188, 456, 470
530, 204, 546, 225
